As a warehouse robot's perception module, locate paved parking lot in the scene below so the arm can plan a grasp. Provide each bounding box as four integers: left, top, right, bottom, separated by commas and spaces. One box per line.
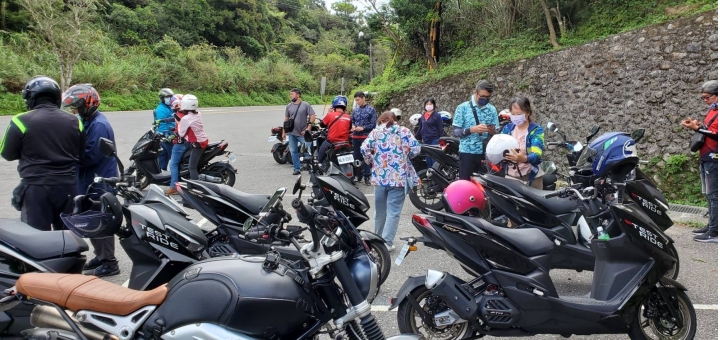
0, 105, 716, 339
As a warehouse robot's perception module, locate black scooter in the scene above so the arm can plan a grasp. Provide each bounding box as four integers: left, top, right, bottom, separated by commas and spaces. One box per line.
124, 123, 237, 189
392, 180, 694, 340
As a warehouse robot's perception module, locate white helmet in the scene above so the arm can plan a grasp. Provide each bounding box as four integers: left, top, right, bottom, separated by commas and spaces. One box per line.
180, 94, 198, 111
439, 111, 452, 122
409, 113, 421, 126
390, 108, 402, 118
485, 134, 519, 165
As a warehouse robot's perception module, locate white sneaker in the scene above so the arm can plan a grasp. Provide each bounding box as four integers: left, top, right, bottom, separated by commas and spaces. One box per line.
387, 244, 396, 252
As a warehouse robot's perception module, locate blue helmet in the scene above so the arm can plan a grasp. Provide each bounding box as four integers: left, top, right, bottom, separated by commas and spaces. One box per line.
332, 95, 348, 110
577, 132, 639, 180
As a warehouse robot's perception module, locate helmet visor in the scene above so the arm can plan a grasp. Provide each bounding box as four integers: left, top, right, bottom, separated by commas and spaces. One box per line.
61, 94, 85, 113
575, 147, 597, 169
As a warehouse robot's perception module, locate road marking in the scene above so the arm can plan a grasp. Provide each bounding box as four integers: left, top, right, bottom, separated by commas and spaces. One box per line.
368, 304, 719, 312
122, 279, 129, 287
196, 218, 208, 227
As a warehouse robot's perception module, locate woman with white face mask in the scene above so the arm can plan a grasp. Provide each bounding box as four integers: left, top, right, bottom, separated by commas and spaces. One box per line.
414, 98, 445, 167
500, 97, 545, 189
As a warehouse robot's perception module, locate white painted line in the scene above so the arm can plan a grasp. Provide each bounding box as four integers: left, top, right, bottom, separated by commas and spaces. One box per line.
368, 304, 719, 312
196, 218, 208, 227
122, 279, 129, 288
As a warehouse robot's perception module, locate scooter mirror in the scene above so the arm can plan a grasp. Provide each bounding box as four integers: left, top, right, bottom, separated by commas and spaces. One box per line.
293, 175, 303, 195
99, 137, 116, 157
631, 128, 645, 143
546, 122, 558, 133
573, 141, 583, 152
540, 161, 557, 174
590, 126, 600, 135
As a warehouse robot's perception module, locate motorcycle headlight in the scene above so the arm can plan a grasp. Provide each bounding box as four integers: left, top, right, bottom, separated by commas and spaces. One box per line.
165, 225, 205, 253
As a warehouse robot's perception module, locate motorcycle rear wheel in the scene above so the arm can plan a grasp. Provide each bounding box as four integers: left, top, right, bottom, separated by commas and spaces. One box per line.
366, 240, 391, 285
409, 169, 445, 211
397, 286, 474, 340
135, 171, 150, 190
218, 168, 236, 186
273, 150, 288, 164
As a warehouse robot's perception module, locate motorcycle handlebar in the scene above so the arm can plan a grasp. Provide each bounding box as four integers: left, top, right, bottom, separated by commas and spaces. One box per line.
543, 189, 564, 199
292, 198, 321, 252
245, 231, 265, 240
547, 142, 562, 146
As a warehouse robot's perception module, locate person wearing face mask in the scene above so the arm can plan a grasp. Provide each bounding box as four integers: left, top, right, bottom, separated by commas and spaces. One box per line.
682, 80, 718, 243
414, 98, 445, 167
500, 97, 545, 189
154, 88, 176, 171
452, 80, 499, 180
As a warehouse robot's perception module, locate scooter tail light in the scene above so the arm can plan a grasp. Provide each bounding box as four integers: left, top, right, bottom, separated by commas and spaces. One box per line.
219, 142, 228, 151
412, 214, 433, 230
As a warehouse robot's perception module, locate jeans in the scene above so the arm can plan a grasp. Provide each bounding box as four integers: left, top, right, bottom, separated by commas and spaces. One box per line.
701, 161, 718, 233
169, 143, 187, 188
288, 134, 312, 172
158, 141, 174, 171
458, 152, 485, 180
424, 139, 439, 168
353, 138, 371, 179
317, 140, 331, 164
374, 186, 407, 246
188, 146, 203, 180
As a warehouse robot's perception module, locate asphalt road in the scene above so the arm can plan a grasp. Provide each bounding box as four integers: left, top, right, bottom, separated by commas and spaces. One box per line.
0, 105, 716, 339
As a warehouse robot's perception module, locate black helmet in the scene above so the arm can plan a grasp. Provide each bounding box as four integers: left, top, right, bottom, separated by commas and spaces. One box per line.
21, 76, 62, 110
61, 193, 123, 238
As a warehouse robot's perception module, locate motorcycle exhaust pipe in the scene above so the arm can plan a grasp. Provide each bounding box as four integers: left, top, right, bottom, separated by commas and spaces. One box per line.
426, 169, 451, 192
30, 305, 108, 340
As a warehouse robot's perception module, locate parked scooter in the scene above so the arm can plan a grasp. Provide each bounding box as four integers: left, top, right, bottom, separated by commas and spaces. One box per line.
269, 125, 291, 164
124, 123, 237, 189
2, 186, 420, 340
391, 134, 693, 339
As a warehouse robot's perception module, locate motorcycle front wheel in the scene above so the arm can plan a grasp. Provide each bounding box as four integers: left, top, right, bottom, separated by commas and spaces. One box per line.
629, 290, 696, 340
397, 286, 474, 340
409, 169, 445, 211
273, 150, 288, 164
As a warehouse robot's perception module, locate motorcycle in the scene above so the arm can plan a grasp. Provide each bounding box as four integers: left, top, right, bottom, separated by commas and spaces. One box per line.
175, 153, 391, 285
306, 129, 361, 180
392, 179, 693, 339
268, 126, 291, 164
1, 185, 421, 340
124, 123, 237, 189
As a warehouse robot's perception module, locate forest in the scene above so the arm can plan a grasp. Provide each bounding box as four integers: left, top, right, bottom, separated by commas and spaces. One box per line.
0, 0, 715, 112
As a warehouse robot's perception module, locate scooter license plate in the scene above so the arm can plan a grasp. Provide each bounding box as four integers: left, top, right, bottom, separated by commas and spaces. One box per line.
337, 154, 354, 165
227, 153, 237, 163
268, 136, 277, 143
394, 243, 411, 266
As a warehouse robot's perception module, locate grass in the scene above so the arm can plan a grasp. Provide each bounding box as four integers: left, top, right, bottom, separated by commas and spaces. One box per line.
0, 91, 323, 115
362, 1, 717, 108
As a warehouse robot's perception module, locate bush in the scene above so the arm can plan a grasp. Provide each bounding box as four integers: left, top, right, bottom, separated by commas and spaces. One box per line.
642, 153, 707, 207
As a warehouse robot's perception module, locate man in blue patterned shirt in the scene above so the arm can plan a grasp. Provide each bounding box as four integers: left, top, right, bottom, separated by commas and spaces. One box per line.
452, 80, 499, 180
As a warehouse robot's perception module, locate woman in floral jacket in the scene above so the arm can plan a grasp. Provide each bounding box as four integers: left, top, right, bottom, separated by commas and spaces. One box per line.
361, 111, 421, 250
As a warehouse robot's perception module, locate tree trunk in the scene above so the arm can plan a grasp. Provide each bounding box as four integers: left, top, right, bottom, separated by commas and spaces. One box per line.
550, 2, 566, 39
1, 1, 6, 31
422, 35, 438, 70
502, 0, 517, 38
539, 0, 559, 48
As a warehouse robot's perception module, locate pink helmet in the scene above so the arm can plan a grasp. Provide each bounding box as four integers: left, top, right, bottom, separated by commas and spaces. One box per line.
170, 94, 183, 111
442, 180, 487, 216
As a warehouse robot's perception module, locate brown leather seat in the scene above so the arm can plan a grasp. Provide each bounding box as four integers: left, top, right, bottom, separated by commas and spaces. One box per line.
16, 273, 167, 316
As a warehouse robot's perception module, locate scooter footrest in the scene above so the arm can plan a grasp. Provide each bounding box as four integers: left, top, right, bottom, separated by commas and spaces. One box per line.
209, 243, 237, 257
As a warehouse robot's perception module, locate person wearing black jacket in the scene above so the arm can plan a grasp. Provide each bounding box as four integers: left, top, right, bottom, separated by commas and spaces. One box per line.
0, 76, 84, 231
414, 98, 445, 168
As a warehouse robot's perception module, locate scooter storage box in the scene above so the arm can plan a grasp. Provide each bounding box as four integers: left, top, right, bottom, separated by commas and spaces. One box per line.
142, 256, 315, 338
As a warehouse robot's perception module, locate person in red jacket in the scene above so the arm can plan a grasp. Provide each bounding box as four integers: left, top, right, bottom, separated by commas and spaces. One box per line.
317, 95, 352, 166
682, 80, 718, 243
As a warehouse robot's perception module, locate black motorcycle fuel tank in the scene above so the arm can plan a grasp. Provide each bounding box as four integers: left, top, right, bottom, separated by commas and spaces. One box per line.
142, 256, 315, 338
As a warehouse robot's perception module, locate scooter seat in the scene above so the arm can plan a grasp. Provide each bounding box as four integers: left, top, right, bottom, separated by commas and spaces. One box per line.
16, 273, 167, 315
482, 175, 577, 215
0, 219, 89, 260
200, 182, 270, 215
451, 214, 554, 257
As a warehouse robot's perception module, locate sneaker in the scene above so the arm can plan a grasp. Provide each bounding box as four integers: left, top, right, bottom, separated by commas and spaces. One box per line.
292, 170, 301, 175
364, 177, 371, 186
387, 244, 396, 252
89, 263, 120, 277
693, 226, 710, 234
693, 231, 718, 243
83, 257, 102, 271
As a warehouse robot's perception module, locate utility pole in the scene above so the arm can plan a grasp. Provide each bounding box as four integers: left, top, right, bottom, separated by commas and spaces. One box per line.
369, 41, 374, 80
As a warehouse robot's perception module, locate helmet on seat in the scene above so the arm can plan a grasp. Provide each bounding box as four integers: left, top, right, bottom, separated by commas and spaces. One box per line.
390, 108, 402, 119
22, 76, 62, 110
409, 113, 421, 126
439, 111, 452, 122
577, 132, 639, 180
443, 180, 486, 216
61, 84, 101, 119
485, 134, 519, 166
61, 193, 123, 238
332, 95, 348, 110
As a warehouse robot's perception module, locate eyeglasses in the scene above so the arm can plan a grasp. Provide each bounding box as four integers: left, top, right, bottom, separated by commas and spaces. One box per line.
701, 95, 715, 100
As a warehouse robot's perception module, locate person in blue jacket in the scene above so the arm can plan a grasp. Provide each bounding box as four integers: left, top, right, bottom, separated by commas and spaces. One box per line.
155, 88, 176, 171
62, 84, 120, 278
351, 91, 377, 186
414, 97, 445, 167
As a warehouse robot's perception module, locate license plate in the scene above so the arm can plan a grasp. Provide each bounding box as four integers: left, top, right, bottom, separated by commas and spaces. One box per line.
395, 243, 411, 266
228, 153, 237, 163
268, 136, 277, 143
337, 154, 354, 165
